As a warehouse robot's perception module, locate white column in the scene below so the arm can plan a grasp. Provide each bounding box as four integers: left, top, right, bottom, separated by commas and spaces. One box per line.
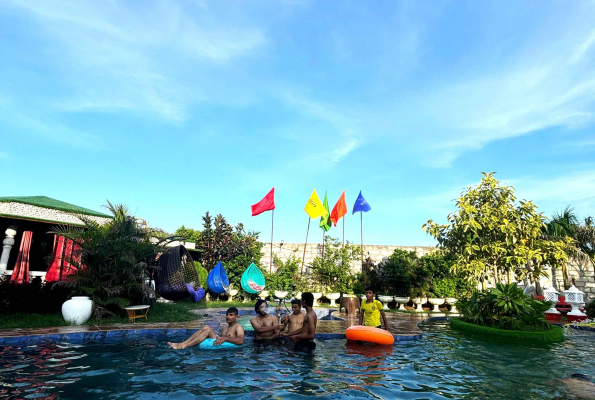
0, 228, 17, 275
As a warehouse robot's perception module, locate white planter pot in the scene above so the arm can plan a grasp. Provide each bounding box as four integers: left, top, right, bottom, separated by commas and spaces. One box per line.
312, 293, 322, 307
62, 296, 93, 325
394, 296, 410, 311
274, 291, 288, 300
445, 298, 458, 313
378, 295, 393, 310
259, 290, 269, 300
412, 297, 424, 312
326, 293, 341, 306
228, 289, 238, 302
428, 298, 445, 312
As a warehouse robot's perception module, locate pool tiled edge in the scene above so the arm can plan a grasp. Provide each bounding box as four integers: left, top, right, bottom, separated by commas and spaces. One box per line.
0, 307, 430, 346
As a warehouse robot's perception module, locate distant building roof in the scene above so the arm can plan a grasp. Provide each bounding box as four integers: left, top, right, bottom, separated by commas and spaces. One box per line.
0, 196, 111, 218
0, 196, 112, 226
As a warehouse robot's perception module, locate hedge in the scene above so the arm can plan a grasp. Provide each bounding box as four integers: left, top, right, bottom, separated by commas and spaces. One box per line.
450, 317, 565, 344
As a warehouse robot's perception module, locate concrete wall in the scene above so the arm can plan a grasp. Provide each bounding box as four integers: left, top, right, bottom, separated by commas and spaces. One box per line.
260, 242, 435, 273
551, 259, 595, 301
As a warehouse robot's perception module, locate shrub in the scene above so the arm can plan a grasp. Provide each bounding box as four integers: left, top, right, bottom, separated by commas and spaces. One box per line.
310, 237, 362, 294
586, 300, 595, 319
194, 261, 208, 292
456, 283, 553, 331
265, 255, 302, 293
0, 277, 73, 315
52, 202, 164, 319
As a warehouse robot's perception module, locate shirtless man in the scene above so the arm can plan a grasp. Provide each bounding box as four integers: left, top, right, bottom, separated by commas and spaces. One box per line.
250, 299, 284, 340
281, 299, 305, 334
168, 307, 244, 349
281, 292, 318, 350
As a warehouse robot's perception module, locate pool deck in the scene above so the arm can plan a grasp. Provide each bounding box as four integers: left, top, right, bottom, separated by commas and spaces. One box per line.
0, 308, 454, 346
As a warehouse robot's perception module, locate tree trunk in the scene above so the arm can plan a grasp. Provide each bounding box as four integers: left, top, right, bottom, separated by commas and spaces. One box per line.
561, 263, 570, 290
493, 265, 499, 285
507, 269, 511, 284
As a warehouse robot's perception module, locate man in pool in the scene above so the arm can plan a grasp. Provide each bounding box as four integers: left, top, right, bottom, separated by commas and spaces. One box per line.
168, 307, 244, 349
281, 292, 318, 350
250, 299, 284, 340
359, 287, 388, 330
281, 299, 305, 334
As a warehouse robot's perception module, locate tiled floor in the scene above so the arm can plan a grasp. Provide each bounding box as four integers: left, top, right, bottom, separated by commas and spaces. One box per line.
0, 308, 449, 343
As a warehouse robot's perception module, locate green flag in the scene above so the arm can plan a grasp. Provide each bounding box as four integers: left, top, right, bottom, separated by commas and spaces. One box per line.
320, 191, 332, 232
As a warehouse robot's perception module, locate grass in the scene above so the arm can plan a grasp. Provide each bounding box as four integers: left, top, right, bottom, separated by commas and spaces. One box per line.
0, 300, 257, 330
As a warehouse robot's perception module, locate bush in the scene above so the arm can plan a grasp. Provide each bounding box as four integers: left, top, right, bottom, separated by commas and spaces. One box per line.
265, 255, 302, 293
310, 237, 362, 294
586, 300, 595, 319
194, 261, 208, 292
0, 277, 73, 315
52, 202, 164, 319
450, 317, 564, 343
456, 283, 553, 331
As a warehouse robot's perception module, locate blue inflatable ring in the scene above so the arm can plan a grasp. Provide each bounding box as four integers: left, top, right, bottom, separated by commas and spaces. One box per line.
198, 338, 243, 350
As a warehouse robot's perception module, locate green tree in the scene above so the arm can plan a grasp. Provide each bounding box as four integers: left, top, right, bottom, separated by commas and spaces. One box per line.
174, 225, 201, 242
310, 237, 362, 294
423, 172, 551, 289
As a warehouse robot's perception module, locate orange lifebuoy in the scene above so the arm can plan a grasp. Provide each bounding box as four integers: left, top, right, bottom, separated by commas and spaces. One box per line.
346, 325, 394, 345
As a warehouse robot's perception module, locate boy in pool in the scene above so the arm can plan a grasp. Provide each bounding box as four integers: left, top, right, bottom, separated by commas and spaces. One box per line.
281, 292, 318, 350
359, 288, 388, 330
168, 307, 244, 349
250, 299, 284, 340
281, 299, 305, 334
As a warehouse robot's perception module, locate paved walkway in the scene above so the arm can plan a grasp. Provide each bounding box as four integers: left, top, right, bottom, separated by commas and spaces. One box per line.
0, 308, 451, 344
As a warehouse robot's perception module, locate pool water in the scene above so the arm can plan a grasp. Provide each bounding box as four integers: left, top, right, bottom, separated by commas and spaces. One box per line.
2, 321, 594, 399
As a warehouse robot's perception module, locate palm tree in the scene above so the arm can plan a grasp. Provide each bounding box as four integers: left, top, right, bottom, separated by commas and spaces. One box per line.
543, 206, 589, 289
52, 201, 166, 319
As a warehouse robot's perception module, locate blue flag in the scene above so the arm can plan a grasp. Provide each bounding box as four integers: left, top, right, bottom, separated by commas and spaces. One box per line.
352, 191, 371, 214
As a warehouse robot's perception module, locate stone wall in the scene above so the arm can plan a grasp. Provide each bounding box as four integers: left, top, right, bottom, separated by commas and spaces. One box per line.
260, 242, 435, 273
551, 259, 595, 301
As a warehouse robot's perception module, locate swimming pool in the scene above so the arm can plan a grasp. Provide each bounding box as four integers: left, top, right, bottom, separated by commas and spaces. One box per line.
2, 321, 594, 399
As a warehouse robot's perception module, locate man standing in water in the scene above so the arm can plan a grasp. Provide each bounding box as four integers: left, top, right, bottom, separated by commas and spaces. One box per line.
250, 299, 284, 340
281, 292, 318, 350
168, 307, 244, 349
359, 287, 388, 330
281, 299, 305, 334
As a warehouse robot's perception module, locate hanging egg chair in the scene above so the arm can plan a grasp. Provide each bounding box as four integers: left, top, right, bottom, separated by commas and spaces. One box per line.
241, 262, 266, 294
155, 245, 201, 301
207, 261, 230, 294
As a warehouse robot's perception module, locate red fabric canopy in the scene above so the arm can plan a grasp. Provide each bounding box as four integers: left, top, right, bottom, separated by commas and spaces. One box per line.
10, 231, 33, 284
45, 235, 80, 282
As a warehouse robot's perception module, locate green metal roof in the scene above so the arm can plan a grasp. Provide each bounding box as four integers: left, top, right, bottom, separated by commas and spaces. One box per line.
0, 196, 112, 218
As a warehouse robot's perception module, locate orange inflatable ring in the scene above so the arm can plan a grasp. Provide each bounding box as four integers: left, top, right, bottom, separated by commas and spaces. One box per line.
346, 326, 394, 345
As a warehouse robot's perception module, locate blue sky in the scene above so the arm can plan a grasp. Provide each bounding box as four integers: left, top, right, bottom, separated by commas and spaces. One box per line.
1, 0, 594, 246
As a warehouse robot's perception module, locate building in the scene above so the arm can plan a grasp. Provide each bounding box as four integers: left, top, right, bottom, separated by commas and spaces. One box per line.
0, 196, 112, 281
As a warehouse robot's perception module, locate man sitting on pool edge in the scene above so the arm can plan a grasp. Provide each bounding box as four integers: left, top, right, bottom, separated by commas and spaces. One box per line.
168, 307, 244, 349
250, 299, 284, 340
359, 287, 388, 330
281, 292, 318, 350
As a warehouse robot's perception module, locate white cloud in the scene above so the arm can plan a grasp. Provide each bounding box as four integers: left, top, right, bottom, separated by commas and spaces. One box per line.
332, 138, 359, 163
2, 0, 267, 121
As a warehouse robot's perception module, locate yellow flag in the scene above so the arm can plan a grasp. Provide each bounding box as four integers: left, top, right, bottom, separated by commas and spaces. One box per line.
304, 189, 329, 219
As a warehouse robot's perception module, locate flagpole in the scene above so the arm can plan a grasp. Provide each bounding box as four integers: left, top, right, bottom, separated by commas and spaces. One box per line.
322, 230, 325, 264
342, 217, 345, 249
270, 209, 274, 274
301, 218, 311, 276
361, 212, 364, 267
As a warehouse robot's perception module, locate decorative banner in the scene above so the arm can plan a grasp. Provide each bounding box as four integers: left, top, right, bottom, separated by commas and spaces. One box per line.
352, 191, 371, 214
320, 191, 331, 232
304, 189, 329, 219
330, 191, 347, 227
251, 187, 275, 216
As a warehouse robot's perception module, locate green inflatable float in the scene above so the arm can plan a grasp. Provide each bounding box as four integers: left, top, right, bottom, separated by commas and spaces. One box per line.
241, 262, 266, 294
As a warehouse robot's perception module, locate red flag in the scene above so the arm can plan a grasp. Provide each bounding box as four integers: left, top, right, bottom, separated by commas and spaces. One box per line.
330, 191, 347, 226
251, 188, 275, 216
